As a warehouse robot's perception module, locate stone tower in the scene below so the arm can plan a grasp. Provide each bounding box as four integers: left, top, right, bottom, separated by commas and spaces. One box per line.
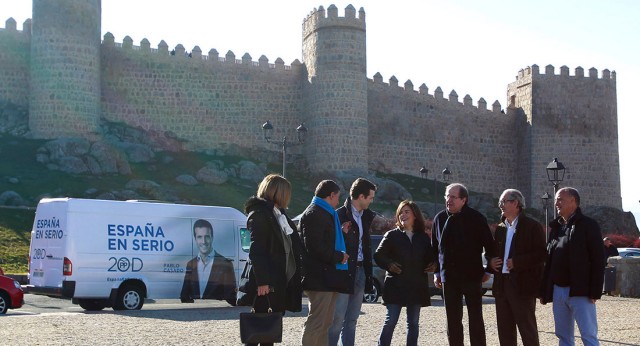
301, 5, 368, 172
508, 65, 621, 208
29, 0, 101, 139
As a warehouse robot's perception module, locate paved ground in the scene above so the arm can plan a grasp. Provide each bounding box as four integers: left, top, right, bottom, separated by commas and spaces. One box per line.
1, 293, 638, 345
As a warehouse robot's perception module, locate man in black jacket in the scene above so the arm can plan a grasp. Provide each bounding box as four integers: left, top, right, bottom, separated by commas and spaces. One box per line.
300, 180, 349, 346
328, 178, 377, 346
432, 183, 496, 346
490, 189, 546, 346
539, 187, 605, 346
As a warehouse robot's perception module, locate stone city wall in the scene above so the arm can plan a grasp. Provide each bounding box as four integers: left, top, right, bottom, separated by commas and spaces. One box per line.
509, 65, 620, 208
100, 36, 305, 151
0, 19, 31, 108
367, 76, 518, 197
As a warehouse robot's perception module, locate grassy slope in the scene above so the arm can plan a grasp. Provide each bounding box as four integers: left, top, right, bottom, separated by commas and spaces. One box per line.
0, 134, 501, 273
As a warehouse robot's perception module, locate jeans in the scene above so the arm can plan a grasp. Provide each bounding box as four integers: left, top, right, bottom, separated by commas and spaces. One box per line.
552, 285, 599, 346
378, 304, 421, 346
328, 266, 365, 346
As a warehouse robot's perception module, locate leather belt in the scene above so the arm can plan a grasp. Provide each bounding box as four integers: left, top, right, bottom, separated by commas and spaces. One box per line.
356, 261, 364, 267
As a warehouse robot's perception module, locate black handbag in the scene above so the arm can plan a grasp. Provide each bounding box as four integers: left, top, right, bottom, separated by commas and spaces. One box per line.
239, 295, 283, 344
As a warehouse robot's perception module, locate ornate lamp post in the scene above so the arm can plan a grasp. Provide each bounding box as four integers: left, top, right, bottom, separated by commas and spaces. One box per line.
541, 192, 550, 242
419, 166, 451, 216
262, 121, 307, 178
546, 157, 565, 218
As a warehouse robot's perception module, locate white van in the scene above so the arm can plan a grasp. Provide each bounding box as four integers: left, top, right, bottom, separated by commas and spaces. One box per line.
28, 198, 250, 311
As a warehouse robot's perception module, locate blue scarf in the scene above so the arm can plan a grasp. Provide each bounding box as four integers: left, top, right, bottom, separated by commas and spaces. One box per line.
311, 196, 348, 270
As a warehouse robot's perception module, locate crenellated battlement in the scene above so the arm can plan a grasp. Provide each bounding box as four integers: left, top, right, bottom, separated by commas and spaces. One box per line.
302, 4, 366, 40
515, 64, 616, 81
102, 33, 300, 72
369, 72, 502, 113
0, 17, 32, 36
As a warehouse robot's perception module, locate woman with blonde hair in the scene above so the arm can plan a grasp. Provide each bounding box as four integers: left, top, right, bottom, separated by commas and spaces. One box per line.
374, 200, 436, 346
242, 174, 303, 345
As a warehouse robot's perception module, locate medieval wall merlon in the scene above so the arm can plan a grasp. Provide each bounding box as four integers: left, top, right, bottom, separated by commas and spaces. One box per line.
102, 34, 300, 73
369, 74, 501, 113
302, 4, 366, 41
367, 79, 507, 119
515, 64, 616, 81
0, 17, 32, 37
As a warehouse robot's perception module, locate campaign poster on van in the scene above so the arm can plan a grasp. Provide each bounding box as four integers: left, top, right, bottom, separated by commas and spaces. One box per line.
74, 214, 237, 300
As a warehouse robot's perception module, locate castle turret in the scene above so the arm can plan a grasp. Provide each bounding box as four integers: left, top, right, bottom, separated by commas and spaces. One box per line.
508, 65, 621, 208
301, 5, 368, 172
29, 0, 101, 138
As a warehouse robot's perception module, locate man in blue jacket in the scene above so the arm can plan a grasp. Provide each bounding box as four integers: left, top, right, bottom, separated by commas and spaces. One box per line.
539, 187, 605, 346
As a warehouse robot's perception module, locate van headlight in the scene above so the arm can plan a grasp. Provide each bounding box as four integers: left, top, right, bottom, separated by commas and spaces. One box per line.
13, 280, 21, 290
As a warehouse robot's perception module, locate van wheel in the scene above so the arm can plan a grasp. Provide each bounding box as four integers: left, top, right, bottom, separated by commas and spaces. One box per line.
363, 280, 380, 303
0, 292, 9, 314
226, 298, 237, 306
78, 299, 107, 311
114, 284, 144, 310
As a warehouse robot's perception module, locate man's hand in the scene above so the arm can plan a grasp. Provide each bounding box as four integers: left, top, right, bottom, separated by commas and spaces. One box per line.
489, 257, 503, 272
424, 261, 436, 273
434, 275, 442, 289
482, 273, 491, 283
342, 252, 349, 264
506, 258, 514, 271
341, 221, 351, 234
388, 262, 402, 274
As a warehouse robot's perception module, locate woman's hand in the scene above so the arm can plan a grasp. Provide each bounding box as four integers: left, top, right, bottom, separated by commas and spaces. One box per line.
257, 285, 270, 296
388, 262, 402, 274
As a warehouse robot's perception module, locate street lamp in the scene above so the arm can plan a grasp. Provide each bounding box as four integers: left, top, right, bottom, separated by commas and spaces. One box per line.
546, 157, 565, 218
261, 120, 307, 178
541, 192, 550, 242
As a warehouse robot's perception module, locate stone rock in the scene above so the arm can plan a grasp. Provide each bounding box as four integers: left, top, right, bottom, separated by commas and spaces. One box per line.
43, 138, 91, 160
121, 143, 155, 163
96, 192, 116, 200
58, 156, 89, 174
125, 180, 161, 193
375, 179, 412, 202
86, 156, 102, 175
90, 141, 119, 173
8, 177, 19, 184
176, 174, 198, 186
196, 165, 228, 185
583, 206, 640, 237
114, 190, 142, 201
0, 190, 26, 206
85, 188, 98, 195
35, 153, 49, 164
238, 161, 265, 183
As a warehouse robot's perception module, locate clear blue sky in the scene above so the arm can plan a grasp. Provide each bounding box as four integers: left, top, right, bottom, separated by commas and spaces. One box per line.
2, 1, 639, 222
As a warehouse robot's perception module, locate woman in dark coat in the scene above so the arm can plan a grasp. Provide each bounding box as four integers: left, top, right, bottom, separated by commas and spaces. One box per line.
374, 200, 436, 346
243, 174, 303, 346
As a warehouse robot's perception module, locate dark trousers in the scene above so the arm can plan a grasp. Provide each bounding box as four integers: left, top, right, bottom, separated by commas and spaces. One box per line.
495, 276, 540, 346
443, 280, 486, 346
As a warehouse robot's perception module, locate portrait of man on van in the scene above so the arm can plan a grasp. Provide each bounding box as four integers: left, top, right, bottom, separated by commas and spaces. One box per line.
180, 219, 236, 303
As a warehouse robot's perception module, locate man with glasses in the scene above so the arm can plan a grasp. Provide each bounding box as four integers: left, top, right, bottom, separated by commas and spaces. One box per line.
432, 183, 496, 346
489, 189, 546, 346
539, 187, 605, 346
